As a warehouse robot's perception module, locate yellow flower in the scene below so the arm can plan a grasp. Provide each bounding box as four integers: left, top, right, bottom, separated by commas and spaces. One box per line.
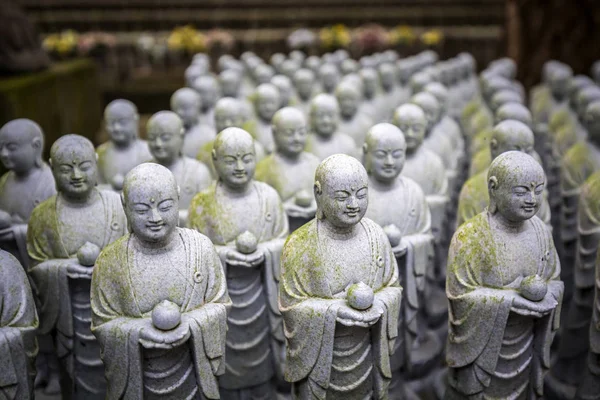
421, 29, 444, 46
389, 25, 416, 45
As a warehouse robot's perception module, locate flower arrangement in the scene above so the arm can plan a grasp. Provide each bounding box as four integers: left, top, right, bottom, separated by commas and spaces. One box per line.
319, 24, 351, 50
420, 29, 444, 46
78, 32, 117, 56
352, 24, 390, 53
389, 25, 417, 46
43, 30, 79, 58
287, 28, 317, 49
204, 29, 235, 52
167, 25, 206, 54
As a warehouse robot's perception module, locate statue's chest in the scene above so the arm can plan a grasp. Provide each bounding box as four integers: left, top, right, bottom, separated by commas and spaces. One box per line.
274, 161, 313, 200
58, 201, 106, 254
216, 192, 261, 242
320, 232, 373, 294
489, 227, 542, 286
0, 178, 37, 218
104, 147, 145, 175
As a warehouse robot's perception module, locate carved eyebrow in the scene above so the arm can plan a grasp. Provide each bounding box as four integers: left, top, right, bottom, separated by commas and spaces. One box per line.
132, 202, 150, 208
334, 190, 350, 196
158, 199, 175, 206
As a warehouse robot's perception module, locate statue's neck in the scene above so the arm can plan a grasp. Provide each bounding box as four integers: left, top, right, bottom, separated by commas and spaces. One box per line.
277, 151, 302, 163
158, 156, 183, 171
59, 188, 100, 208
369, 175, 398, 190
13, 164, 42, 180
131, 231, 179, 254
489, 211, 526, 233
113, 139, 134, 150
184, 118, 198, 130
219, 180, 253, 197
318, 218, 360, 239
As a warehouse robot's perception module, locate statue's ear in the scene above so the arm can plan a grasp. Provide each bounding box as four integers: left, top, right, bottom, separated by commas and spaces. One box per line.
32, 137, 42, 151
95, 152, 99, 162
488, 175, 498, 191
177, 185, 181, 200
490, 137, 498, 150
120, 191, 126, 209
48, 158, 53, 167
211, 149, 217, 161
314, 181, 322, 196
362, 143, 368, 156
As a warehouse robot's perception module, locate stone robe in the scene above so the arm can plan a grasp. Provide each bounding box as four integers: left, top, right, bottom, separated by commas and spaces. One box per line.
0, 163, 55, 266
188, 181, 288, 394
280, 218, 402, 399
244, 119, 275, 154
27, 191, 127, 398
446, 212, 563, 399
97, 140, 152, 187
305, 131, 357, 161
91, 228, 231, 399
183, 123, 216, 159
338, 112, 374, 147
0, 251, 38, 400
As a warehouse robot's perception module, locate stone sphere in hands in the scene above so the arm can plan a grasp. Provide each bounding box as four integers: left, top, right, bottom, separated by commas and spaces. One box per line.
383, 224, 402, 248
347, 282, 374, 310
236, 231, 258, 254
519, 275, 547, 302
152, 300, 181, 331
77, 242, 101, 266
111, 174, 124, 190
294, 189, 313, 208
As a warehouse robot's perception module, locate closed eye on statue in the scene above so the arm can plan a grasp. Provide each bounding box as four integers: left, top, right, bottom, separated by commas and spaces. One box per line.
374, 150, 387, 158
335, 191, 349, 200
513, 187, 528, 196
158, 199, 175, 211
133, 205, 149, 214
392, 150, 404, 157
79, 161, 93, 171
59, 165, 73, 173
223, 156, 237, 164
356, 187, 368, 198
242, 154, 254, 163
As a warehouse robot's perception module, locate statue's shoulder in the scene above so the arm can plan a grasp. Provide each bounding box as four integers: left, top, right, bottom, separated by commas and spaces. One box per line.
177, 227, 214, 248
96, 234, 130, 269
300, 151, 320, 167
96, 141, 110, 157
98, 189, 121, 203
192, 181, 217, 203
422, 147, 445, 170
31, 194, 57, 219
452, 212, 489, 245
254, 180, 282, 201
255, 154, 276, 178
284, 219, 316, 253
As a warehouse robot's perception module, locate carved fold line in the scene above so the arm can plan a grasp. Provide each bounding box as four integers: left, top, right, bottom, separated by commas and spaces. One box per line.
228, 304, 267, 326
226, 326, 269, 350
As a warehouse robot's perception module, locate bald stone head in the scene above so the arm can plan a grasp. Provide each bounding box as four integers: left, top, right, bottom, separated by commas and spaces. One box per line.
586, 100, 600, 144
212, 127, 256, 189
490, 119, 535, 160
123, 163, 179, 244
253, 83, 281, 121
319, 64, 340, 94
215, 97, 243, 133
219, 69, 242, 97
495, 103, 532, 127
393, 104, 427, 152
578, 86, 600, 122
424, 82, 449, 113
272, 107, 307, 157
192, 75, 220, 111
490, 90, 523, 113
254, 64, 275, 85
0, 119, 45, 174
147, 111, 184, 165
271, 75, 294, 107
170, 88, 201, 129
293, 68, 316, 100
488, 151, 545, 222
310, 94, 340, 137
315, 154, 369, 228
341, 59, 359, 75
335, 80, 362, 119
378, 63, 396, 91
360, 68, 379, 99
184, 64, 206, 87
411, 92, 441, 131
104, 99, 139, 146
568, 75, 594, 108
363, 123, 406, 183
409, 72, 433, 95
50, 134, 98, 200
549, 65, 573, 102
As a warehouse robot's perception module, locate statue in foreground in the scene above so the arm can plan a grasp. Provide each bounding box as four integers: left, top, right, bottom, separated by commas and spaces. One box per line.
27, 135, 127, 399
446, 151, 563, 399
0, 119, 55, 267
91, 163, 231, 399
0, 249, 38, 399
280, 154, 403, 399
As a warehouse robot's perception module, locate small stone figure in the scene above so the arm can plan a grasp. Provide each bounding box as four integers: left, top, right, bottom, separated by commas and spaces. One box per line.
0, 249, 38, 399
147, 111, 212, 226
335, 80, 374, 146
91, 163, 231, 399
359, 68, 381, 121
292, 69, 317, 117
362, 124, 442, 397
170, 88, 216, 158
28, 135, 127, 399
318, 63, 340, 95
244, 83, 281, 154
272, 74, 298, 108
188, 128, 288, 399
97, 99, 151, 191
305, 94, 357, 160
446, 151, 563, 400
280, 154, 403, 399
192, 75, 220, 128
0, 119, 55, 267
378, 63, 399, 120
255, 107, 320, 231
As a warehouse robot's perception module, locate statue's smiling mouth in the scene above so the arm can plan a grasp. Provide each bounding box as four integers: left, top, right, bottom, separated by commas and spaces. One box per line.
345, 209, 360, 217
147, 223, 165, 231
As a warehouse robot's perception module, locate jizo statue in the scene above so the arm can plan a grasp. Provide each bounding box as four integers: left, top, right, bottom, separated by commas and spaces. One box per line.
91, 163, 231, 399
170, 87, 216, 159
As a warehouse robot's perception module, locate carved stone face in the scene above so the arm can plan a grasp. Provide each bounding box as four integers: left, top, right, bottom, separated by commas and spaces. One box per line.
360, 71, 378, 99
0, 122, 40, 174
214, 130, 256, 189
51, 137, 98, 199
171, 91, 200, 128
124, 165, 179, 244
310, 97, 339, 137
364, 126, 406, 183
273, 109, 307, 157
393, 105, 427, 152
215, 100, 242, 133
147, 113, 184, 165
193, 77, 219, 111
316, 155, 368, 229
336, 88, 360, 119
105, 107, 138, 146
256, 91, 280, 121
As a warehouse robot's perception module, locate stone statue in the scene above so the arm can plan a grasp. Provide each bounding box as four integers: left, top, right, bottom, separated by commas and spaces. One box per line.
424, 82, 465, 162
318, 63, 340, 95
253, 64, 275, 85
359, 68, 381, 121
305, 94, 357, 160
292, 69, 317, 117
188, 127, 288, 399
279, 154, 403, 399
219, 68, 253, 119
0, 249, 38, 399
27, 134, 127, 399
446, 151, 563, 400
335, 80, 374, 146
272, 74, 298, 108
170, 87, 216, 158
255, 107, 320, 231
244, 83, 281, 154
147, 111, 212, 226
457, 120, 551, 228
97, 99, 151, 191
0, 119, 55, 267
192, 75, 220, 128
362, 124, 442, 397
91, 163, 231, 399
378, 63, 399, 120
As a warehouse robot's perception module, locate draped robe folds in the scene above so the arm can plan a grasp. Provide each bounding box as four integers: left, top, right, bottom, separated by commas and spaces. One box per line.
305, 132, 358, 161
188, 181, 288, 391
279, 218, 402, 399
446, 212, 563, 399
365, 176, 435, 373
0, 164, 56, 267
0, 251, 38, 400
26, 191, 127, 396
243, 119, 275, 154
183, 123, 216, 159
90, 228, 231, 400
96, 140, 152, 186
338, 112, 374, 148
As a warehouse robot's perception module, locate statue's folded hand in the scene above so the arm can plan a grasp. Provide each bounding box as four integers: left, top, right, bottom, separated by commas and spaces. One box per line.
0, 210, 12, 229
226, 247, 265, 268
139, 317, 191, 349
337, 304, 382, 328
66, 260, 93, 279
511, 292, 557, 318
